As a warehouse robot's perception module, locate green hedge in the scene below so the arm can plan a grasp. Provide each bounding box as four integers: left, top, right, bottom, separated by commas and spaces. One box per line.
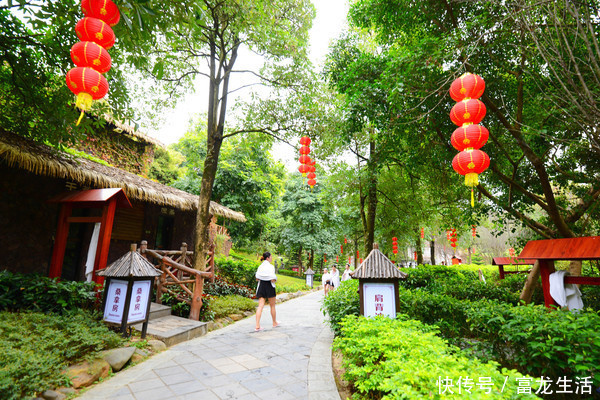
209, 295, 256, 319
0, 271, 97, 314
335, 315, 538, 399
321, 279, 360, 335
215, 256, 258, 287
0, 310, 124, 399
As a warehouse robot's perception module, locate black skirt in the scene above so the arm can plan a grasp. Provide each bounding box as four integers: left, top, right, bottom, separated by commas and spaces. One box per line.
256, 279, 276, 299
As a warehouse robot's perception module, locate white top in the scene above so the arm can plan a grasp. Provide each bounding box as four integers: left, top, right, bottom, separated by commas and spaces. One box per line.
331, 269, 340, 288
549, 270, 583, 310
322, 272, 332, 286
341, 269, 352, 281
256, 260, 277, 288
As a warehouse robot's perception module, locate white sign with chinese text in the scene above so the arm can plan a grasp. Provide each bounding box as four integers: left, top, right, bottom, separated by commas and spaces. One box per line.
103, 279, 128, 324
363, 282, 396, 318
103, 279, 152, 324
306, 274, 313, 288
127, 280, 152, 323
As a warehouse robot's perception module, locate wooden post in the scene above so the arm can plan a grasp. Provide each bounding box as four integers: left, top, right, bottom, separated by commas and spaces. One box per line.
189, 274, 203, 321
156, 258, 165, 304
539, 260, 557, 308
498, 265, 506, 280
92, 198, 117, 286
49, 203, 73, 279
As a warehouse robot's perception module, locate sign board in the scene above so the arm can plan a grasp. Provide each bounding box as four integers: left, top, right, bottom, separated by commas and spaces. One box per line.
362, 282, 396, 318
306, 274, 313, 288
103, 279, 152, 324
292, 267, 299, 272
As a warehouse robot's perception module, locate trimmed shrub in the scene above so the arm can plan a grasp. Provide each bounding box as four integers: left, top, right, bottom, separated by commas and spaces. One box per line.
215, 256, 258, 287
209, 295, 256, 319
0, 310, 124, 399
334, 315, 538, 399
0, 271, 97, 314
204, 275, 254, 298
321, 279, 360, 335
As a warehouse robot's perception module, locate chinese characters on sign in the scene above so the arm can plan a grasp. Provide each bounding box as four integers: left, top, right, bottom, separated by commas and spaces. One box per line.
103, 279, 152, 324
437, 375, 593, 396
363, 283, 396, 318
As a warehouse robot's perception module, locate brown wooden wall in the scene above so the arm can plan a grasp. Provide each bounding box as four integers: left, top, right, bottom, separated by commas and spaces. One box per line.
0, 163, 196, 280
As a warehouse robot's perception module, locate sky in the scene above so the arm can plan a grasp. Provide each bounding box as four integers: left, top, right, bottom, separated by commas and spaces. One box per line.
149, 0, 350, 169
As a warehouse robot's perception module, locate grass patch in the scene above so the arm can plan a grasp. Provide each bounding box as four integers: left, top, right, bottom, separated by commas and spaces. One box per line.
209, 295, 257, 319
0, 310, 124, 399
276, 274, 309, 293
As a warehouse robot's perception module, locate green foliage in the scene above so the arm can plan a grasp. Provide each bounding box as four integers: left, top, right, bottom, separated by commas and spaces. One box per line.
208, 295, 256, 319
274, 274, 309, 294
467, 301, 600, 387
334, 315, 537, 399
214, 256, 259, 288
321, 279, 360, 335
0, 310, 124, 399
277, 269, 300, 277
148, 146, 183, 184
204, 276, 254, 299
0, 271, 97, 314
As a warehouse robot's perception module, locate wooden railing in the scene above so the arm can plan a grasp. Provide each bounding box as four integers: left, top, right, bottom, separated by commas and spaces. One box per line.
139, 240, 215, 321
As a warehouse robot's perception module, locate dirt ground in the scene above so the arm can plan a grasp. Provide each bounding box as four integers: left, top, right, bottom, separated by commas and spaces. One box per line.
332, 350, 353, 399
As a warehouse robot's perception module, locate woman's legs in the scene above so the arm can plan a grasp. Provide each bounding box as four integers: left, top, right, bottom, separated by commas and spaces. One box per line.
268, 297, 278, 327
255, 297, 266, 329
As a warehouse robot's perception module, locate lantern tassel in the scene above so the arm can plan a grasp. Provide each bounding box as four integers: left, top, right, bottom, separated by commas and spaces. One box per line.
471, 188, 475, 207
74, 92, 93, 126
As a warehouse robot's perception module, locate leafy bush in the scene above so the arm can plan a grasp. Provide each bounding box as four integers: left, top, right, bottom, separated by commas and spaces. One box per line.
0, 310, 124, 399
321, 279, 360, 335
215, 256, 258, 287
334, 315, 538, 399
204, 275, 254, 298
466, 301, 600, 387
209, 295, 256, 319
277, 269, 300, 277
0, 271, 97, 314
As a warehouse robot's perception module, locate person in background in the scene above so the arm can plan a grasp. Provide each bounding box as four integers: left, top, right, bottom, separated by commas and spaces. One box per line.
341, 264, 353, 281
255, 251, 279, 331
321, 268, 332, 295
330, 265, 340, 290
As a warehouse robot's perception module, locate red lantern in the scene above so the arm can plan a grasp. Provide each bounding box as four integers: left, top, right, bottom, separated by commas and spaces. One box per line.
472, 225, 477, 237
344, 237, 348, 244
449, 73, 485, 102
450, 99, 486, 126
66, 67, 109, 105
393, 250, 398, 254
308, 164, 316, 173
81, 0, 120, 26
451, 124, 489, 151
70, 41, 112, 73
75, 17, 116, 50
340, 245, 343, 254
299, 145, 311, 155
392, 237, 397, 242
359, 258, 363, 264
307, 172, 316, 180
300, 136, 311, 146
452, 149, 490, 187
509, 247, 515, 258
298, 164, 308, 175
336, 255, 339, 262
414, 251, 417, 260
420, 227, 424, 239
307, 178, 316, 187
299, 155, 310, 165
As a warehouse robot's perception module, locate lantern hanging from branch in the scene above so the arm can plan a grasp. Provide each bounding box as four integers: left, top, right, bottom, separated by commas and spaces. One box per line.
307, 171, 316, 180
299, 145, 311, 155
300, 136, 311, 146
67, 0, 120, 125
449, 72, 490, 207
307, 178, 316, 189
340, 245, 343, 254
299, 155, 310, 165
298, 164, 308, 176
420, 228, 424, 239
472, 225, 477, 238
392, 236, 398, 254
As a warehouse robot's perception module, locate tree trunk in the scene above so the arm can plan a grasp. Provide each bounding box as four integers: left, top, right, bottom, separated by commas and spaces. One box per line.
416, 234, 423, 265
569, 260, 582, 288
364, 139, 378, 255
309, 248, 314, 270
520, 260, 540, 304
430, 239, 436, 265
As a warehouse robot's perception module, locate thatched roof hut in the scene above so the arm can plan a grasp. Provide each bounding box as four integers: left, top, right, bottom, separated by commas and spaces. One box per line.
0, 131, 246, 222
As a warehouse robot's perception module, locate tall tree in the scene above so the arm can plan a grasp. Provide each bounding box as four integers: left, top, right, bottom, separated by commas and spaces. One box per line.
347, 0, 600, 239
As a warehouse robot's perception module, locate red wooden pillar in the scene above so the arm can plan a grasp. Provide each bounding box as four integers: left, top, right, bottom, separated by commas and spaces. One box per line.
498, 265, 505, 280
539, 259, 557, 308
48, 204, 73, 279
92, 198, 117, 286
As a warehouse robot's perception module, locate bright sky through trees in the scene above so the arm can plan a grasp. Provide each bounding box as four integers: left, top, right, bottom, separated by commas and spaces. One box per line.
152, 0, 349, 161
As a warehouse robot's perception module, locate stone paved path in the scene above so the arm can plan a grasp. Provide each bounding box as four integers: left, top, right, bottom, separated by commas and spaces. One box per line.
78, 290, 340, 400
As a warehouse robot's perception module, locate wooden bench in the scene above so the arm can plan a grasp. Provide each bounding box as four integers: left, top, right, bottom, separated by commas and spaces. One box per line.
492, 257, 536, 279
519, 236, 600, 308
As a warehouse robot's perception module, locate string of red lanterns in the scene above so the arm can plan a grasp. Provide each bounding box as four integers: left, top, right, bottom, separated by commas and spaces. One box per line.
392, 236, 398, 254
448, 229, 458, 249
420, 227, 425, 239
66, 0, 120, 125
449, 73, 490, 207
472, 225, 477, 238
297, 136, 317, 189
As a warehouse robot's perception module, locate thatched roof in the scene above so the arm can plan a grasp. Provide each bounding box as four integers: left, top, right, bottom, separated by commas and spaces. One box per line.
0, 131, 246, 222
98, 245, 162, 277
352, 244, 407, 279
103, 114, 164, 147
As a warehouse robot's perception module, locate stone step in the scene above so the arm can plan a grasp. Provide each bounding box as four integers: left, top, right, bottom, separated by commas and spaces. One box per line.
133, 315, 208, 347
148, 302, 172, 321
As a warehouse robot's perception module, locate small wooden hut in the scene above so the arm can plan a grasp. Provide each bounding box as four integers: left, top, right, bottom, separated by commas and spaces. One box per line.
353, 243, 407, 318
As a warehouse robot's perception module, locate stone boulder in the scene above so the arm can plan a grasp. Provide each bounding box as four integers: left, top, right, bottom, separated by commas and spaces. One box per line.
40, 390, 65, 400
63, 359, 110, 389
229, 314, 243, 321
102, 347, 136, 372
147, 339, 166, 352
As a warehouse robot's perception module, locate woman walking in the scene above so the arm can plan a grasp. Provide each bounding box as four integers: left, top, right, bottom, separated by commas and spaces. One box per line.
255, 251, 279, 331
